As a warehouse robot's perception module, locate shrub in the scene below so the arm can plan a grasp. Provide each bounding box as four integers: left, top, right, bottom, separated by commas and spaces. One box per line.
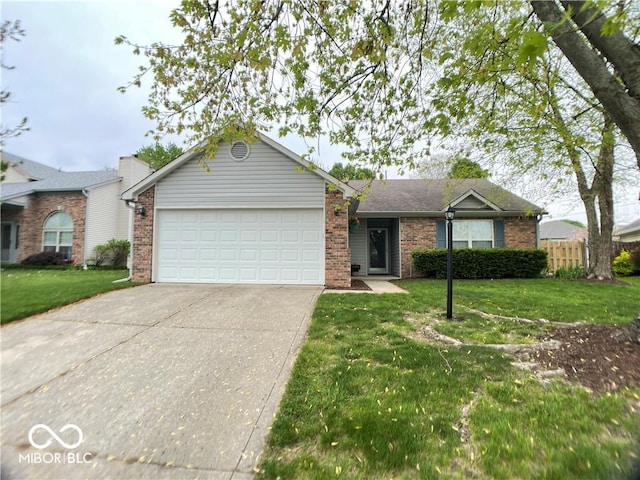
21, 251, 72, 266
612, 250, 634, 276
411, 248, 548, 279
554, 264, 587, 279
92, 239, 130, 267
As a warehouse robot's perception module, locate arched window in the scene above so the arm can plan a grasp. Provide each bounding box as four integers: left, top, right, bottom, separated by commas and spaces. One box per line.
43, 212, 73, 260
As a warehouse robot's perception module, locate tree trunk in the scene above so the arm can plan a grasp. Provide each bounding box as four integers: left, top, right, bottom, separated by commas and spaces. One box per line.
585, 114, 615, 280
547, 90, 616, 280
531, 0, 640, 169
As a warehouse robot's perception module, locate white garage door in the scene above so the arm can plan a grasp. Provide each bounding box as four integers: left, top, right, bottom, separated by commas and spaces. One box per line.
156, 209, 324, 284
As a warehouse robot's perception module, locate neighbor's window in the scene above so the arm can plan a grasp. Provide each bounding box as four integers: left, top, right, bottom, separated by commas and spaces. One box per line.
452, 220, 493, 248
43, 212, 73, 260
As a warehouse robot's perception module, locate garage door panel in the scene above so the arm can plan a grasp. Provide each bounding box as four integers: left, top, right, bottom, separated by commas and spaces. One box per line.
220, 230, 237, 242
220, 249, 238, 261
156, 209, 324, 284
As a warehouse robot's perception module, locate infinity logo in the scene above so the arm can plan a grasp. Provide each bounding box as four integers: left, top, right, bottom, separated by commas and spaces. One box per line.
28, 424, 84, 450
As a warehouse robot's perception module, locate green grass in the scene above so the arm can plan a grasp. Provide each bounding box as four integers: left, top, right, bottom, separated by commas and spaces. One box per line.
433, 313, 554, 344
257, 278, 640, 479
1, 269, 138, 324
398, 277, 640, 324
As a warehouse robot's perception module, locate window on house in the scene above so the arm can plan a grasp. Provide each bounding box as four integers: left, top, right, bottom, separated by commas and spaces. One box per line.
43, 212, 73, 260
452, 220, 493, 248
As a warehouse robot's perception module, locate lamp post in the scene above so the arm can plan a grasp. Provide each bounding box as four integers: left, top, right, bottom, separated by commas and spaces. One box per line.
445, 206, 455, 319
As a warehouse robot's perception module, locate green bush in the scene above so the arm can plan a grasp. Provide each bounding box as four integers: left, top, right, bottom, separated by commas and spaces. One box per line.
612, 250, 634, 276
20, 251, 72, 266
91, 239, 130, 267
411, 248, 548, 279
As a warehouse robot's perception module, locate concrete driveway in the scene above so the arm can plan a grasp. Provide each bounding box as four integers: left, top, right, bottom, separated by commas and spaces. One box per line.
1, 283, 322, 480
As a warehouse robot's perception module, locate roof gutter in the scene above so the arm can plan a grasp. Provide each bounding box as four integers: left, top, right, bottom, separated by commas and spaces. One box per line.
355, 210, 545, 218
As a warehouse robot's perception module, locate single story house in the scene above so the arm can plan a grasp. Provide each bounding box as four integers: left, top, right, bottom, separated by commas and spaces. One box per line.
615, 218, 640, 242
539, 219, 587, 242
1, 152, 150, 264
122, 134, 544, 288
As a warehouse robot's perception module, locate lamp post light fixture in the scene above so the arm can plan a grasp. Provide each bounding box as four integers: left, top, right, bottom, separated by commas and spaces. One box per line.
445, 205, 455, 319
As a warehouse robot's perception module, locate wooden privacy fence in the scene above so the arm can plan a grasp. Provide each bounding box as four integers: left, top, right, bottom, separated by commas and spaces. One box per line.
540, 240, 586, 272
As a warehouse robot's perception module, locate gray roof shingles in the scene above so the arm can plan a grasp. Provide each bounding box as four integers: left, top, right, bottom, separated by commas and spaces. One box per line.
1, 153, 119, 201
349, 179, 542, 214
539, 220, 584, 240
1, 152, 60, 180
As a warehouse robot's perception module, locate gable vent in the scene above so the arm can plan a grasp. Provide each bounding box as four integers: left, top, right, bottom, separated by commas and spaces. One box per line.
230, 141, 249, 161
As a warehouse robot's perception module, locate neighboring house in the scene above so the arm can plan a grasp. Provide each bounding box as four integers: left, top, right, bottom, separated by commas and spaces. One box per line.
122, 133, 544, 288
616, 218, 640, 242
1, 152, 150, 265
539, 219, 587, 242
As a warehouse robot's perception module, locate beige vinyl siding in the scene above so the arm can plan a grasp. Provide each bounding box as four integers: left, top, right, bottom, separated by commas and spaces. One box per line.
155, 141, 325, 208
85, 182, 121, 262
349, 218, 368, 276
455, 196, 492, 209
116, 157, 151, 240
2, 166, 29, 183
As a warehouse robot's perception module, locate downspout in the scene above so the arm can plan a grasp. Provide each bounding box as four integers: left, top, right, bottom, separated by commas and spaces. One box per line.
113, 200, 135, 283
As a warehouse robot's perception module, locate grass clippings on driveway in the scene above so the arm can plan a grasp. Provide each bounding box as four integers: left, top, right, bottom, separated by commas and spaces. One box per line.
257, 278, 640, 479
1, 268, 137, 324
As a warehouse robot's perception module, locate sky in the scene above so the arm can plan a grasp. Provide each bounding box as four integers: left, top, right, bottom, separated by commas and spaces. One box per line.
2, 0, 639, 225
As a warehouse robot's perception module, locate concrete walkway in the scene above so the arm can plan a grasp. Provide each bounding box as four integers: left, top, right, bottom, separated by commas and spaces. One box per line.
1, 284, 322, 480
325, 278, 408, 294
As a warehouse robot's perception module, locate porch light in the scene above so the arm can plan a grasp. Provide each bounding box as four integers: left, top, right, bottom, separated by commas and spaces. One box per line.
136, 205, 146, 217
445, 205, 455, 319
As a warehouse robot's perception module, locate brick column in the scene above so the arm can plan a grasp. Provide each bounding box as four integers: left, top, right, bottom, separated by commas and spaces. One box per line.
400, 217, 437, 278
504, 217, 538, 248
325, 191, 351, 288
131, 186, 155, 283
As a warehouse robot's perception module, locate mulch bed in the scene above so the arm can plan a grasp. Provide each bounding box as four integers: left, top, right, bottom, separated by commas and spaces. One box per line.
534, 324, 640, 392
326, 279, 372, 291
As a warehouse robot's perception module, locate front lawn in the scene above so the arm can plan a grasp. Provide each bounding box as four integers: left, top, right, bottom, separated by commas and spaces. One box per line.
1, 268, 137, 324
257, 278, 640, 479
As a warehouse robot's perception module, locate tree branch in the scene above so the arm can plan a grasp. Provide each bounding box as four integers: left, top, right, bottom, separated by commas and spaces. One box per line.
530, 0, 640, 168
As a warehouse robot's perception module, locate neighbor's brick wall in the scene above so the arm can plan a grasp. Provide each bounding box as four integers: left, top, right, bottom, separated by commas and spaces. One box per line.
325, 191, 351, 288
504, 217, 538, 249
18, 192, 86, 264
131, 186, 155, 283
400, 217, 438, 278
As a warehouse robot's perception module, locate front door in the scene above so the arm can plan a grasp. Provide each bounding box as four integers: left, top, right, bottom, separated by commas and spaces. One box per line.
368, 228, 389, 274
1, 223, 16, 263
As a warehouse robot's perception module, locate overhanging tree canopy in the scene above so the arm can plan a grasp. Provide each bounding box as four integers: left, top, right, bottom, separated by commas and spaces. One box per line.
117, 0, 640, 170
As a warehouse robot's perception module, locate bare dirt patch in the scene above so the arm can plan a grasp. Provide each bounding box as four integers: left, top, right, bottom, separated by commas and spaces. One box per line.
534, 324, 640, 393
406, 311, 640, 393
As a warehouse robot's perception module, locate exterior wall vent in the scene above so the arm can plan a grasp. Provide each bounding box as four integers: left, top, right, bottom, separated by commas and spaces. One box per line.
230, 141, 250, 161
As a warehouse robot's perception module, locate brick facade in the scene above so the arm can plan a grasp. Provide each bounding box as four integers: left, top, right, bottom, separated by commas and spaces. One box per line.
504, 217, 538, 248
398, 216, 539, 278
17, 192, 87, 264
325, 191, 351, 288
131, 186, 155, 283
400, 217, 438, 278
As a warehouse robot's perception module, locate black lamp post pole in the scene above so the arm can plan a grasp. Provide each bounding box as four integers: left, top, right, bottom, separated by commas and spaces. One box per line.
446, 208, 454, 319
